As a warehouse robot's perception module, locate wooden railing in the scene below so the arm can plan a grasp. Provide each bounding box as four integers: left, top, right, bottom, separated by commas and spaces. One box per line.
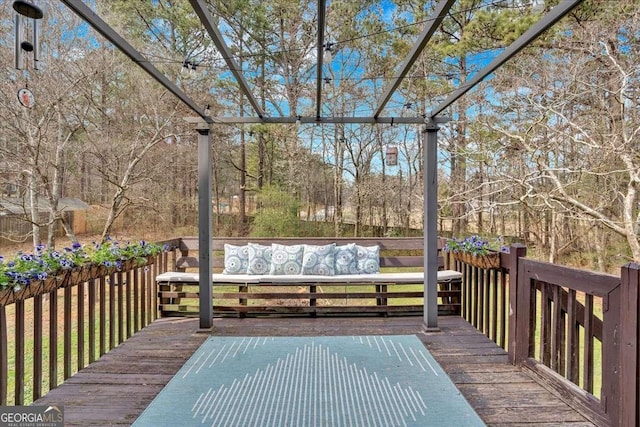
448, 249, 511, 350
449, 243, 640, 426
0, 239, 180, 406
3, 237, 640, 425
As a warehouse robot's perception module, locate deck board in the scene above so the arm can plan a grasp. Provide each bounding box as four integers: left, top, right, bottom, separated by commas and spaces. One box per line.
32, 316, 596, 426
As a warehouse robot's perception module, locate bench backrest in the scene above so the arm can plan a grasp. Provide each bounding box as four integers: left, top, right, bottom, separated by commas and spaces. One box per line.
176, 237, 445, 271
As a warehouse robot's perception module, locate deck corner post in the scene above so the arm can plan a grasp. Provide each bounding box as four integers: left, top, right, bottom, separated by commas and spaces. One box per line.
507, 243, 527, 364
423, 122, 439, 330
196, 124, 213, 330
619, 262, 640, 426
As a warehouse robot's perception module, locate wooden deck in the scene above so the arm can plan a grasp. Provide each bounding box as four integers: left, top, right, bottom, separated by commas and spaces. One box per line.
33, 316, 596, 426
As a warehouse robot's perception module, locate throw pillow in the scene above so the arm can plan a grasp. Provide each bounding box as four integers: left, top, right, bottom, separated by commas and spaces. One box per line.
355, 244, 380, 274
222, 244, 249, 274
269, 244, 304, 275
302, 243, 336, 276
334, 243, 358, 275
246, 243, 272, 275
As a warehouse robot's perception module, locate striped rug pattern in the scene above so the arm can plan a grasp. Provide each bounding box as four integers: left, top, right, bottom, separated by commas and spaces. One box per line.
134, 335, 485, 427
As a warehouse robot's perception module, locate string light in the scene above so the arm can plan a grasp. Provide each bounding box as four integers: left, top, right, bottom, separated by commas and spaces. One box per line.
181, 59, 199, 77
323, 43, 334, 64
141, 0, 507, 72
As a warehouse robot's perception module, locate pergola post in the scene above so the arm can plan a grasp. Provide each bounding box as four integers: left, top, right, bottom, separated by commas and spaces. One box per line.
423, 122, 439, 330
196, 124, 213, 330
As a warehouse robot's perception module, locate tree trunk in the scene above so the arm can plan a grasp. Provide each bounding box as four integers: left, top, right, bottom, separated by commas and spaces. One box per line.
334, 133, 344, 236
549, 209, 556, 264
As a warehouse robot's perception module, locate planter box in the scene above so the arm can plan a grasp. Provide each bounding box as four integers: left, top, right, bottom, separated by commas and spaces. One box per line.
451, 251, 501, 269
0, 257, 155, 307
0, 276, 62, 306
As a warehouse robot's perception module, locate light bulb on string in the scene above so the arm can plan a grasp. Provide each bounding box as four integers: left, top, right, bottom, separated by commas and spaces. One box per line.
323, 43, 333, 64
181, 60, 190, 75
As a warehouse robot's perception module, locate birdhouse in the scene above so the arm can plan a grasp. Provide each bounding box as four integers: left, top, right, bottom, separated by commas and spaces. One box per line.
385, 145, 398, 166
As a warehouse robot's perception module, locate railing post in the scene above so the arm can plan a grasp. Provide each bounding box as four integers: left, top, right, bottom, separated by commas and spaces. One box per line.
619, 262, 640, 426
177, 239, 188, 273
423, 121, 439, 330
0, 306, 7, 405
171, 244, 179, 273
196, 124, 213, 330
508, 243, 527, 364
438, 237, 452, 270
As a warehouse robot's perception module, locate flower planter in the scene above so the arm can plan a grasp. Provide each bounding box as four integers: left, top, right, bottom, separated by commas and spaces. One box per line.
0, 239, 165, 307
0, 287, 13, 306
0, 277, 58, 306
44, 275, 64, 292
0, 257, 157, 307
121, 257, 154, 272
452, 251, 501, 269
84, 264, 108, 281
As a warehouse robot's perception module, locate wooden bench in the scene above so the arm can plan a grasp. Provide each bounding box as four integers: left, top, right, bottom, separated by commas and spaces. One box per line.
156, 237, 462, 317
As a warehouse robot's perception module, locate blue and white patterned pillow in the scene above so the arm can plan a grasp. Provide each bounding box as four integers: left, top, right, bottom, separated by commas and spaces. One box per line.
355, 245, 380, 274
302, 243, 336, 276
334, 243, 358, 275
222, 244, 249, 274
269, 244, 304, 275
246, 243, 272, 275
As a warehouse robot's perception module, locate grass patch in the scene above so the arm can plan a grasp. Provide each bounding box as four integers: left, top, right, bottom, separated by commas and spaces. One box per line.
4, 282, 150, 405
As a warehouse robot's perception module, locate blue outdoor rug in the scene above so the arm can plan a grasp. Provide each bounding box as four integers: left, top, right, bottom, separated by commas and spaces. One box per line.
133, 335, 485, 427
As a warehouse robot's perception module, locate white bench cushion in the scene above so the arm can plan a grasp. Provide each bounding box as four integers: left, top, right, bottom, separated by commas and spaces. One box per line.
156, 270, 462, 284
156, 272, 260, 284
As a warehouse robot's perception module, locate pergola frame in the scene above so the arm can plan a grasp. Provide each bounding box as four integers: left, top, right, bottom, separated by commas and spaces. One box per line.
60, 0, 585, 330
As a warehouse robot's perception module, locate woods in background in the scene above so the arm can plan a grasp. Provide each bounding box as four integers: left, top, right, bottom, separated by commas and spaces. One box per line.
0, 1, 638, 272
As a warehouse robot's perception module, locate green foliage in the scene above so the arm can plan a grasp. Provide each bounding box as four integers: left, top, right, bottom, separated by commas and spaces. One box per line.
443, 235, 507, 255
0, 239, 166, 291
249, 185, 300, 237
297, 221, 335, 237
84, 238, 165, 269
107, 0, 206, 56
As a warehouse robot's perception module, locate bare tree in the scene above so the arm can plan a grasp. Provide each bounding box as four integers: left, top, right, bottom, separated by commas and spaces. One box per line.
487, 4, 640, 263
0, 4, 101, 248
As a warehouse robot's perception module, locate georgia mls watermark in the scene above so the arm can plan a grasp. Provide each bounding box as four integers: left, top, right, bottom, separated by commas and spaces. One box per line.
0, 406, 63, 427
